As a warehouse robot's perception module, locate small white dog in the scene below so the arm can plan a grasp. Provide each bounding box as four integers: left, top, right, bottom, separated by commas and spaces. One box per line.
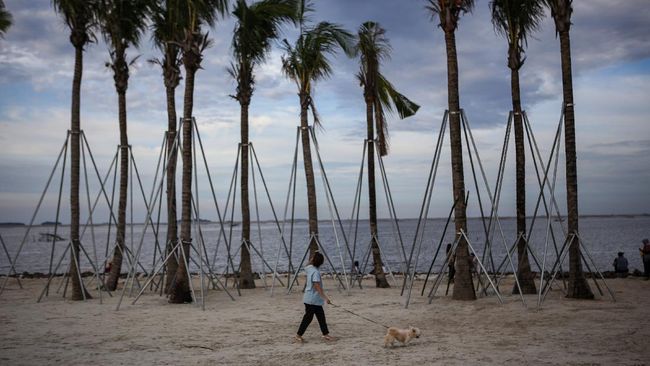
383, 326, 421, 347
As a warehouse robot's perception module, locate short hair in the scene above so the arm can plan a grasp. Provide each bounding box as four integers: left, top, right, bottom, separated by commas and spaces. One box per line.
643, 238, 649, 244
618, 252, 624, 256
311, 252, 324, 267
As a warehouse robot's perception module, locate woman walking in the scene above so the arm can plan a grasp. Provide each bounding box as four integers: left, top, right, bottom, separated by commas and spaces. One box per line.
294, 252, 335, 342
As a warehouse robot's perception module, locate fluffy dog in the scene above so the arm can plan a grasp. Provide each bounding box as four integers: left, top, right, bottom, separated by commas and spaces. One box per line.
383, 326, 421, 347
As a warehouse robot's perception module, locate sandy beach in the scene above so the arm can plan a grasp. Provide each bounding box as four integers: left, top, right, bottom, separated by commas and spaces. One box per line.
0, 275, 648, 366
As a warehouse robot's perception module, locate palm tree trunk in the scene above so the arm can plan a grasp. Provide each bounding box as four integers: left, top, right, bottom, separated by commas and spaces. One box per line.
69, 43, 90, 300
559, 30, 593, 299
366, 97, 389, 288
444, 30, 475, 301
510, 69, 537, 294
239, 99, 255, 289
169, 58, 196, 304
164, 83, 179, 294
106, 88, 129, 291
511, 67, 536, 294
300, 92, 319, 256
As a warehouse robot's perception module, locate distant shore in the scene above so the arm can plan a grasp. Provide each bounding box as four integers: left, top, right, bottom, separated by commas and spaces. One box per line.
1, 213, 648, 227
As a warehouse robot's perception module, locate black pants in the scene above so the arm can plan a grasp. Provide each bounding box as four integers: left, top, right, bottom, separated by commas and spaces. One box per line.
297, 303, 329, 336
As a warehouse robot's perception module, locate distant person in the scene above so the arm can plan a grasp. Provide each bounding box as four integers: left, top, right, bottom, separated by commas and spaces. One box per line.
104, 257, 113, 274
445, 243, 455, 282
470, 253, 478, 274
382, 265, 389, 275
612, 252, 629, 278
352, 261, 361, 275
295, 252, 334, 343
640, 239, 650, 280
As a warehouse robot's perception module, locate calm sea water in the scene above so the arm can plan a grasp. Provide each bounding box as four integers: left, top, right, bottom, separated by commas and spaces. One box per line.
1, 216, 648, 276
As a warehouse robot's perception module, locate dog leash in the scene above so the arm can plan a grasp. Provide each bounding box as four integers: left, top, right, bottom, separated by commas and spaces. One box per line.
330, 303, 390, 329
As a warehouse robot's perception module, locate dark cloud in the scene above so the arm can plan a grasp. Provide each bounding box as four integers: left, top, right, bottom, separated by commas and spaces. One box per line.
0, 0, 649, 221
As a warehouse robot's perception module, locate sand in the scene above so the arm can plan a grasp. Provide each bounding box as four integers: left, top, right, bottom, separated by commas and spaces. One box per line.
0, 275, 648, 366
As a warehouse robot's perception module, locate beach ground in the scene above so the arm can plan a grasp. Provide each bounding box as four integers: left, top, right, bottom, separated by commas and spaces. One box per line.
0, 275, 648, 365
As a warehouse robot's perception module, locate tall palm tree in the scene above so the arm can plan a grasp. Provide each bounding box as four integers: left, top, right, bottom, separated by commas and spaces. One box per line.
98, 0, 153, 291
229, 0, 297, 289
0, 0, 12, 37
52, 0, 98, 301
150, 0, 183, 294
281, 0, 354, 257
490, 0, 544, 295
169, 0, 229, 304
544, 0, 593, 299
426, 0, 476, 301
354, 21, 419, 288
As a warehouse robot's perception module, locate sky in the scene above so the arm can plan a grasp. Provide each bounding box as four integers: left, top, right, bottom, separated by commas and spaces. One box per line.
0, 0, 649, 224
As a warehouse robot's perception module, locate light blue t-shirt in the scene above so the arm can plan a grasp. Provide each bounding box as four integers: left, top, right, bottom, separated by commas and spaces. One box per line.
303, 265, 324, 306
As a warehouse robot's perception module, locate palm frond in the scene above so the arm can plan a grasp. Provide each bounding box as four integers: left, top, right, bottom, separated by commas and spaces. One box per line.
376, 73, 420, 119
543, 0, 572, 34
0, 0, 13, 37
425, 0, 475, 30
52, 0, 99, 44
309, 97, 323, 131
97, 0, 153, 52
490, 0, 545, 69
355, 21, 418, 156
231, 0, 298, 95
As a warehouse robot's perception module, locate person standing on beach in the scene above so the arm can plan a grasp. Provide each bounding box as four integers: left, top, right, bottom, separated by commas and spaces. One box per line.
640, 239, 650, 280
295, 252, 334, 342
612, 252, 629, 278
446, 243, 455, 282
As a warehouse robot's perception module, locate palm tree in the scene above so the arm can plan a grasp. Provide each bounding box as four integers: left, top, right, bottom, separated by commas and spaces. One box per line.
150, 0, 183, 294
229, 0, 297, 289
98, 0, 153, 291
0, 0, 12, 37
544, 0, 593, 299
425, 0, 475, 301
490, 0, 544, 295
281, 0, 354, 257
169, 0, 229, 304
52, 0, 98, 301
354, 21, 419, 288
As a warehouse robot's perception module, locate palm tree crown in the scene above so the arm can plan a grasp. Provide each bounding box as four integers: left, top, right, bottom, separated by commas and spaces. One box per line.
0, 0, 13, 37
150, 0, 184, 86
230, 0, 298, 103
426, 0, 475, 32
490, 0, 544, 70
355, 21, 419, 156
544, 0, 572, 33
52, 0, 98, 47
281, 21, 354, 124
98, 0, 153, 88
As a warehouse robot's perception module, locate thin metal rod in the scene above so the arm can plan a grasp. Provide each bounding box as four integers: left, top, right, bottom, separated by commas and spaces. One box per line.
192, 121, 240, 295
45, 138, 68, 297
402, 112, 448, 297
191, 125, 205, 311
249, 146, 268, 288
272, 128, 300, 295
419, 195, 459, 297
0, 235, 23, 288
37, 242, 71, 302
81, 138, 102, 303
1, 133, 70, 295
576, 233, 616, 301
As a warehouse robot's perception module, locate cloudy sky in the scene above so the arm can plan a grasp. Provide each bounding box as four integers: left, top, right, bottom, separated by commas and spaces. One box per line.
0, 0, 649, 224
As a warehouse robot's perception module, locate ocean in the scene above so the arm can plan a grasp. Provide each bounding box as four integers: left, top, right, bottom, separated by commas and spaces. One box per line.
1, 216, 648, 277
